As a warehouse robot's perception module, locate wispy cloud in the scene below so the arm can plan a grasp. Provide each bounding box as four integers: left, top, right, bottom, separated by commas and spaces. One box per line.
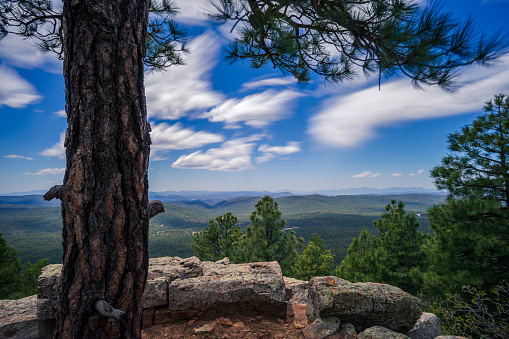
150, 122, 224, 160
0, 64, 41, 108
392, 173, 402, 177
145, 31, 225, 120
201, 90, 302, 129
353, 171, 381, 178
308, 55, 509, 148
173, 0, 216, 25
53, 110, 66, 118
256, 141, 301, 163
241, 76, 297, 90
25, 168, 65, 175
5, 154, 33, 160
40, 132, 65, 158
172, 135, 264, 171
410, 169, 426, 176
0, 35, 62, 73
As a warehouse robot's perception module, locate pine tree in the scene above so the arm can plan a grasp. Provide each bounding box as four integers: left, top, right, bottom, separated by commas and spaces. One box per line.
335, 228, 386, 284
0, 233, 21, 299
336, 201, 429, 294
192, 212, 242, 261
296, 234, 334, 281
235, 196, 302, 276
426, 94, 509, 294
213, 0, 506, 89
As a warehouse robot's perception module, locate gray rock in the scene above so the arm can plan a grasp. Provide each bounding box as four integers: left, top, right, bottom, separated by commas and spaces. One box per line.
303, 317, 341, 339
148, 256, 203, 281
407, 312, 442, 339
215, 257, 230, 265
434, 337, 468, 339
0, 295, 38, 339
168, 261, 287, 319
357, 326, 411, 338
307, 276, 422, 333
337, 322, 357, 339
284, 277, 309, 300
143, 277, 168, 308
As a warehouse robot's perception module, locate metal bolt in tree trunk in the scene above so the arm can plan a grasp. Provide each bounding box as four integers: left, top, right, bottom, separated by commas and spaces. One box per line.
56, 0, 151, 337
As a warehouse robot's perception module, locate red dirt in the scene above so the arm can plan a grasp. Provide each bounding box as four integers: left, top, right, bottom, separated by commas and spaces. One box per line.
141, 314, 306, 339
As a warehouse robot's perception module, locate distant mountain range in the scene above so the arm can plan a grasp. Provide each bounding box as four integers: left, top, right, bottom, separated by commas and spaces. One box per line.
0, 187, 444, 206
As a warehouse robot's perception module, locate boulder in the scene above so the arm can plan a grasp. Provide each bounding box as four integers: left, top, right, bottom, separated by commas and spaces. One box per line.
357, 326, 411, 338
303, 317, 341, 339
406, 312, 442, 339
168, 261, 287, 319
337, 322, 357, 339
0, 295, 38, 339
307, 276, 422, 333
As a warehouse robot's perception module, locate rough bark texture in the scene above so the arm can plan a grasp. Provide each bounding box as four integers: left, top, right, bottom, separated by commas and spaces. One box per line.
56, 0, 150, 338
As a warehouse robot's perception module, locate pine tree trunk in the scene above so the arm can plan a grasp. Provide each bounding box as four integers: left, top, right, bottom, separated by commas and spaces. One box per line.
55, 0, 150, 337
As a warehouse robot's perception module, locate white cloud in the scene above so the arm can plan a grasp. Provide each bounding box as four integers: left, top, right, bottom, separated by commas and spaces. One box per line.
5, 154, 33, 160
201, 90, 302, 128
150, 122, 224, 160
172, 0, 216, 25
0, 35, 62, 73
40, 132, 65, 158
392, 173, 402, 177
256, 141, 301, 163
410, 169, 426, 176
308, 54, 509, 147
145, 31, 225, 120
241, 77, 297, 90
53, 110, 66, 118
0, 64, 41, 108
25, 168, 65, 175
171, 135, 264, 171
353, 171, 381, 178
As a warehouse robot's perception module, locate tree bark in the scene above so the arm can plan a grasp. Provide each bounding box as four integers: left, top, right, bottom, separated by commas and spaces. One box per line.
56, 0, 150, 338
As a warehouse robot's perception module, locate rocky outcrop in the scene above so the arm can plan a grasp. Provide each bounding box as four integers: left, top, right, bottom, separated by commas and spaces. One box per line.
2, 257, 456, 338
307, 276, 422, 333
0, 295, 38, 339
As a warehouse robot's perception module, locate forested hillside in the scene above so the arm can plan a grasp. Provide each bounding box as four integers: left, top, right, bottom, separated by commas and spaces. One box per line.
0, 193, 442, 266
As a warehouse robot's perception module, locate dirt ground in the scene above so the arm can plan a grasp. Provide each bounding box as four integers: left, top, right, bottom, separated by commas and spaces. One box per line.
141, 314, 306, 339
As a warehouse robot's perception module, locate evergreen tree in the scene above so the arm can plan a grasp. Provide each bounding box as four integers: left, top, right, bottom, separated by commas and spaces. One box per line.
336, 228, 387, 284
426, 94, 509, 294
192, 212, 242, 261
14, 259, 50, 299
0, 233, 49, 299
235, 196, 303, 276
431, 94, 509, 204
0, 233, 21, 299
296, 233, 334, 281
213, 0, 506, 89
336, 201, 429, 294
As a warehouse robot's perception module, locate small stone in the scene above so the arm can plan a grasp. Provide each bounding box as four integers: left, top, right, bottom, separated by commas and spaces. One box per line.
187, 319, 196, 326
232, 321, 245, 330
194, 323, 215, 335
219, 317, 233, 327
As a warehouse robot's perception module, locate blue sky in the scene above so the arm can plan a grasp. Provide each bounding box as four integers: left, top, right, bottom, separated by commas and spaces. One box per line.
1, 0, 509, 194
